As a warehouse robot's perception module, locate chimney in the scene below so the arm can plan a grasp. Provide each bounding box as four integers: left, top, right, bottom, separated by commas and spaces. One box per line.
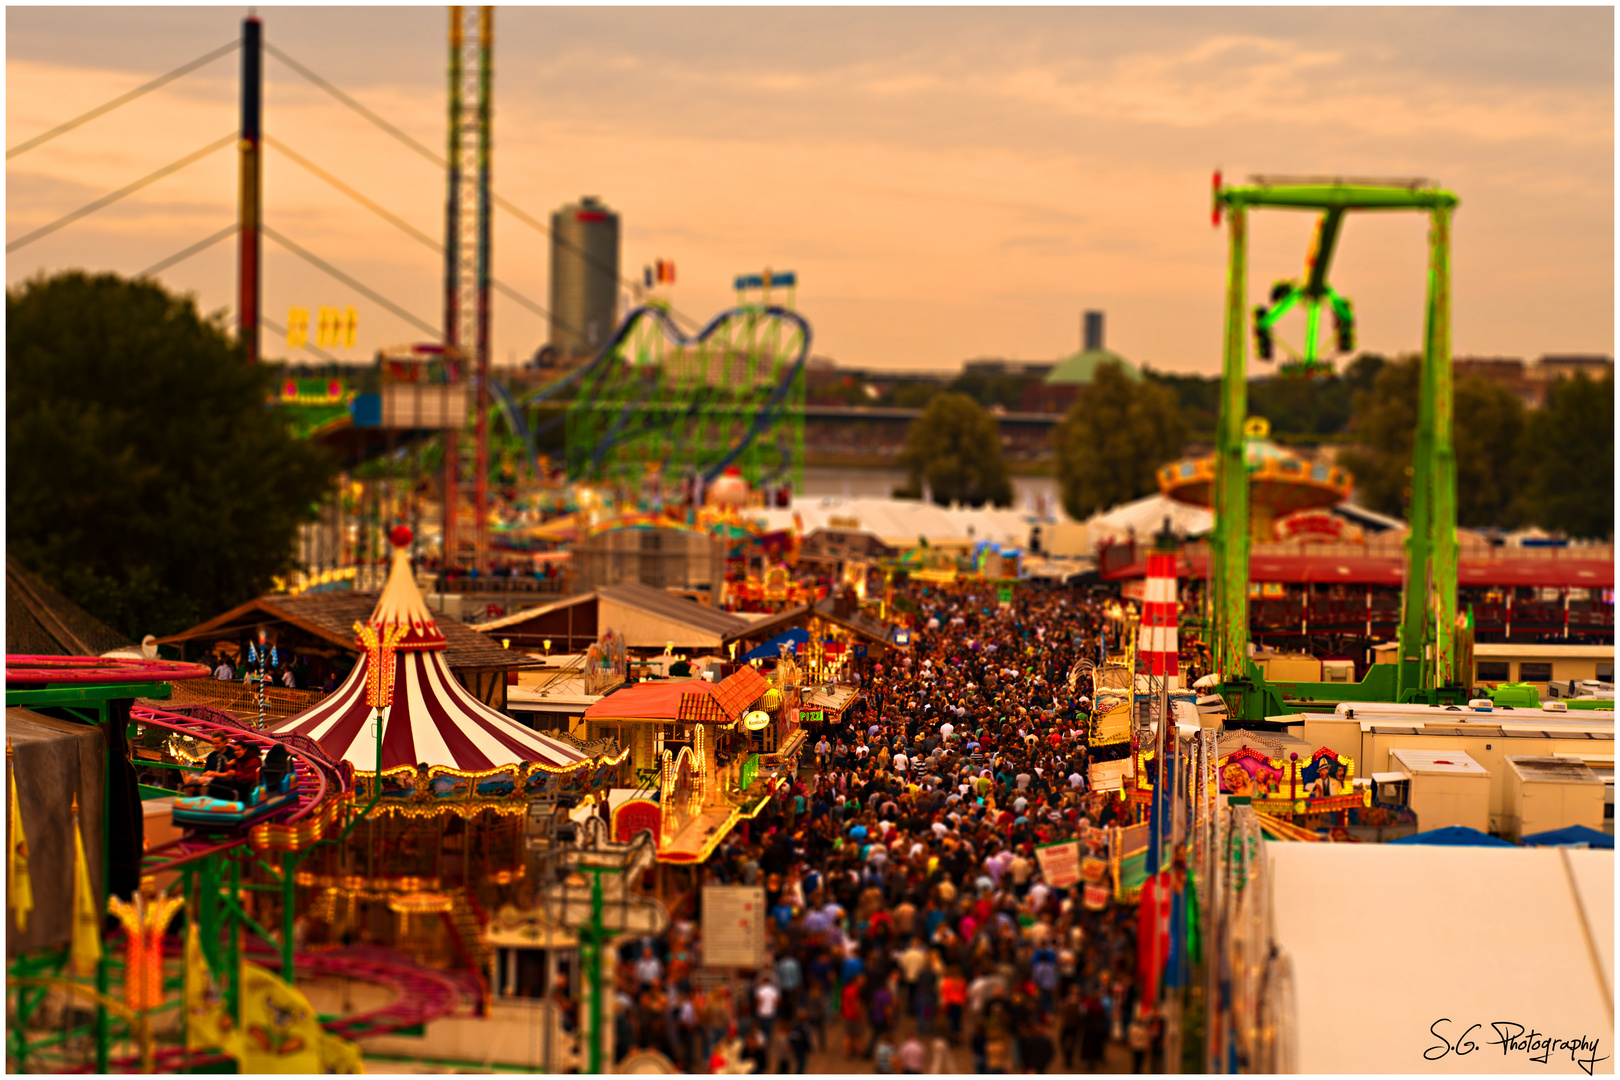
1084, 311, 1105, 352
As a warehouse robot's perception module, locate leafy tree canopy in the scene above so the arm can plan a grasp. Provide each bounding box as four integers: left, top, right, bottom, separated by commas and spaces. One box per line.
1335, 356, 1610, 535
1054, 359, 1187, 520
897, 391, 1013, 508
1521, 371, 1614, 539
8, 271, 338, 639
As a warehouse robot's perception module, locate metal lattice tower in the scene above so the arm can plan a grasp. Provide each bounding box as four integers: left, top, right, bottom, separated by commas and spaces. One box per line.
564, 283, 810, 494
445, 5, 492, 571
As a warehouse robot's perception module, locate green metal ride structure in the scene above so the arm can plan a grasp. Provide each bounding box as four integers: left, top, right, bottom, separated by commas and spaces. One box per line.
563, 273, 810, 495
1208, 176, 1465, 723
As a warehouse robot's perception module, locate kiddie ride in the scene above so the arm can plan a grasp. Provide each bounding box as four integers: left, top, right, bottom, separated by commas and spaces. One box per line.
171, 743, 299, 831
1205, 176, 1468, 723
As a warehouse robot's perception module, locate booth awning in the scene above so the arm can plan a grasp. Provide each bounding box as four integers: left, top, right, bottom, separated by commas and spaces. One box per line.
740, 628, 810, 661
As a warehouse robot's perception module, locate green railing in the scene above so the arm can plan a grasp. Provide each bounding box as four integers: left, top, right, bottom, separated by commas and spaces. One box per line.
739, 753, 760, 792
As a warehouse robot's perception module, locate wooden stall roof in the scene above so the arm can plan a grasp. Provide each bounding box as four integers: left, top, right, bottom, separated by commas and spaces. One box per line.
156, 591, 538, 672
7, 557, 133, 657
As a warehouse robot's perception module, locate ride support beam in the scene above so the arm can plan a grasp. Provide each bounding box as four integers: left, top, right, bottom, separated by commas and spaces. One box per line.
1213, 204, 1251, 680
1426, 205, 1458, 689
237, 15, 262, 364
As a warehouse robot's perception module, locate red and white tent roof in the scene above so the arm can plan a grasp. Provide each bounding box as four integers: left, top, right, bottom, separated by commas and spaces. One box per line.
269, 532, 605, 776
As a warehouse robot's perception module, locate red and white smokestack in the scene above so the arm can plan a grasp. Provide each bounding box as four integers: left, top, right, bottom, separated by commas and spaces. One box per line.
1142, 552, 1179, 682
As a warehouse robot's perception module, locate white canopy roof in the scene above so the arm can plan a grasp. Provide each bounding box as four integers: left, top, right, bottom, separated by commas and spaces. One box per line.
1269, 842, 1613, 1073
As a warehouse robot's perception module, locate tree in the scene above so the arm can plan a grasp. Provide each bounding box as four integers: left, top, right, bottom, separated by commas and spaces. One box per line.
1337, 357, 1539, 530
897, 392, 1013, 508
1453, 375, 1530, 529
1336, 357, 1420, 518
1521, 371, 1614, 539
8, 271, 338, 639
1054, 359, 1187, 520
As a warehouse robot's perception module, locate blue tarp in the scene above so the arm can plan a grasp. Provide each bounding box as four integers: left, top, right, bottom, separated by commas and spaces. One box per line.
739, 627, 810, 662
1520, 824, 1614, 849
1388, 825, 1515, 847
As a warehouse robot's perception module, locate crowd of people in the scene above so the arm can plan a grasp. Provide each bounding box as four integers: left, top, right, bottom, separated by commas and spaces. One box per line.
611, 582, 1164, 1073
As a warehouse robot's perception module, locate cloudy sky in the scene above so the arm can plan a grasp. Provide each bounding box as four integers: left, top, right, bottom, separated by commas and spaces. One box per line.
7, 6, 1613, 374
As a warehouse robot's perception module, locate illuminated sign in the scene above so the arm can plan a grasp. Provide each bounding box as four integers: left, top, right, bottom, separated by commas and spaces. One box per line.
742, 710, 771, 731
287, 305, 359, 349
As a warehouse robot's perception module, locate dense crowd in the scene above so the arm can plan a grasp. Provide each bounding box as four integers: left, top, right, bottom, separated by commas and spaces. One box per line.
611, 583, 1164, 1073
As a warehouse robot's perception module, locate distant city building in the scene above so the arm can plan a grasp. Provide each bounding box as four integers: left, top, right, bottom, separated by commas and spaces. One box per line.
548, 195, 620, 361
963, 358, 1057, 379
1536, 354, 1613, 385
1454, 354, 1612, 408
1454, 356, 1540, 409
1026, 310, 1139, 413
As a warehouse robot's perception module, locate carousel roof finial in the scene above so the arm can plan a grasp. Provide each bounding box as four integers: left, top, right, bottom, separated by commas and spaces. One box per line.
365, 526, 447, 652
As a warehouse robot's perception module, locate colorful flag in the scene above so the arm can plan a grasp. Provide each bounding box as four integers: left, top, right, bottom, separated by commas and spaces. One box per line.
185, 921, 228, 1051
69, 797, 102, 977
8, 750, 33, 933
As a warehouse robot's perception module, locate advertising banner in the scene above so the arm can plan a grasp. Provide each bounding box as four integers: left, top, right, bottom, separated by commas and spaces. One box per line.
1034, 839, 1083, 889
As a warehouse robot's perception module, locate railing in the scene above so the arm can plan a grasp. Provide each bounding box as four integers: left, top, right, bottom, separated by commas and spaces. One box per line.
160, 677, 327, 726
739, 752, 760, 792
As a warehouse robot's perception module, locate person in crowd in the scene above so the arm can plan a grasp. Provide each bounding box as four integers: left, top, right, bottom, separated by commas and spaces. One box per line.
621, 582, 1146, 1072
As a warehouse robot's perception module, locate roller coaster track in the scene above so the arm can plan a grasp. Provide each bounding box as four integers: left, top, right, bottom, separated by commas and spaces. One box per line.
133, 703, 352, 877
56, 942, 467, 1073
518, 302, 811, 484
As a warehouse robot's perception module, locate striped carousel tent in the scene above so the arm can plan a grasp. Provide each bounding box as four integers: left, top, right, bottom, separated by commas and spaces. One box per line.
269, 529, 606, 776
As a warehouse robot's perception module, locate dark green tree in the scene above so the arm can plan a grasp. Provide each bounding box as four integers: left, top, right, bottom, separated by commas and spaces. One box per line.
8, 271, 338, 639
1054, 359, 1187, 520
897, 391, 1013, 508
1336, 356, 1420, 517
1453, 375, 1530, 529
1521, 371, 1614, 539
1338, 356, 1555, 530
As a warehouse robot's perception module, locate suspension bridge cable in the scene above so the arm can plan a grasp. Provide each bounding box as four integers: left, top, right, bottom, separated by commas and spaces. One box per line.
263, 39, 702, 330
263, 133, 591, 341
6, 40, 240, 160
263, 42, 441, 168
264, 134, 440, 251
6, 133, 236, 253
260, 223, 439, 339
136, 222, 237, 278
261, 314, 342, 364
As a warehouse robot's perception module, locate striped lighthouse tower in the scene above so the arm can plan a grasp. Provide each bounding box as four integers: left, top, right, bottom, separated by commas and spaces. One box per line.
1142, 551, 1180, 685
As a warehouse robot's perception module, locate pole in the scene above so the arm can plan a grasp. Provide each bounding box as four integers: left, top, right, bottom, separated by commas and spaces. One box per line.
1427, 206, 1457, 691
443, 8, 464, 573
587, 868, 605, 1074
227, 856, 242, 1025
281, 850, 296, 982
237, 15, 262, 364
473, 6, 493, 576
1213, 204, 1251, 682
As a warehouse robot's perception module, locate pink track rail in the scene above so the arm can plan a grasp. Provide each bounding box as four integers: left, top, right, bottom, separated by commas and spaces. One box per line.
134, 703, 352, 875
69, 943, 467, 1073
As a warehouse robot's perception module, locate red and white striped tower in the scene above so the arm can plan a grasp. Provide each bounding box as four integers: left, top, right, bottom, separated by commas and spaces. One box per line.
1142, 551, 1180, 686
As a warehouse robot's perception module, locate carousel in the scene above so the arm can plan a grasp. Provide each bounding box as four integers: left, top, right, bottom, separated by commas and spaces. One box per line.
268, 527, 625, 975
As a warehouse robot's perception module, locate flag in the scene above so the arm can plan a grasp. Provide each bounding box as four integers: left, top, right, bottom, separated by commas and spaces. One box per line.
8, 752, 33, 933
238, 961, 369, 1073
69, 797, 102, 977
185, 921, 232, 1052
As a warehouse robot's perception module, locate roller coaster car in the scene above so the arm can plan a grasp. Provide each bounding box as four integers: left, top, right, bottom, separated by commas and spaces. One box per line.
173, 745, 298, 831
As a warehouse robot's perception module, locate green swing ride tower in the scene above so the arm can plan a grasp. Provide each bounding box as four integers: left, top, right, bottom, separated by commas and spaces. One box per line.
1208, 176, 1465, 723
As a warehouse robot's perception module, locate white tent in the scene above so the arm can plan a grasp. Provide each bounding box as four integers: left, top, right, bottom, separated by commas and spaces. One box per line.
1267, 842, 1613, 1074
752, 496, 1061, 551
1083, 493, 1213, 552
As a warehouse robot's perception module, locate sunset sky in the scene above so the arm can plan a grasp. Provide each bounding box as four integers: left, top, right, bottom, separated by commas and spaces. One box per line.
7, 6, 1613, 375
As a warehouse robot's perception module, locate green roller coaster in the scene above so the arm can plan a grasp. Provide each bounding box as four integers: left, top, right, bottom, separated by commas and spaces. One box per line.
561, 287, 810, 492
